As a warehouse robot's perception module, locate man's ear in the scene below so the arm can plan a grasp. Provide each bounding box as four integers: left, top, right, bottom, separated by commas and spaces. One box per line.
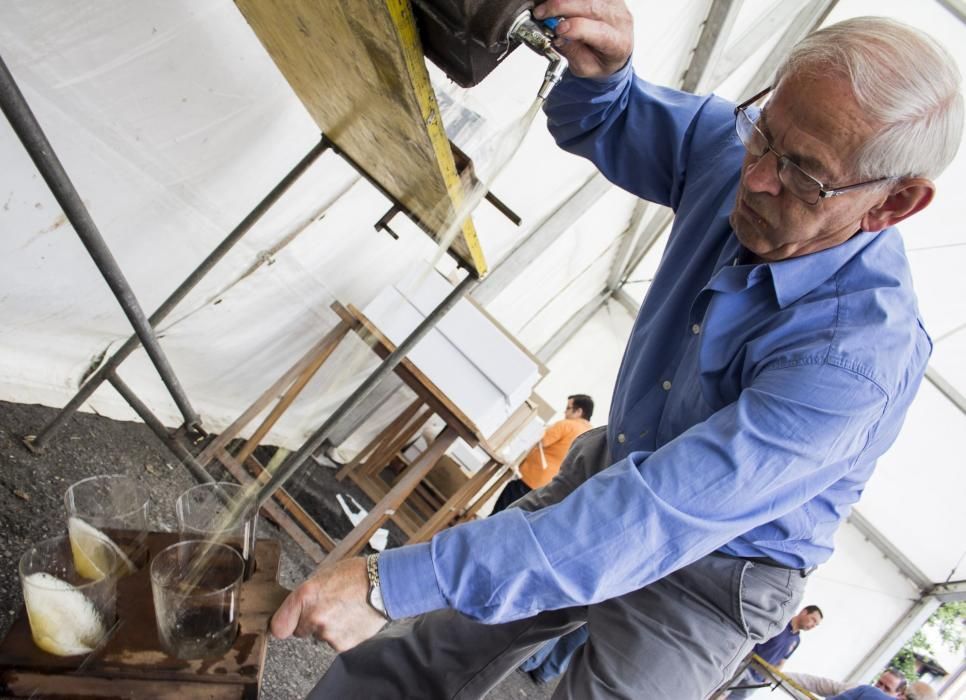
862, 178, 935, 232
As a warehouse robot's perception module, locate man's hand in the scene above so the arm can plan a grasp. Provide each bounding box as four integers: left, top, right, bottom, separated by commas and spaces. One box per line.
270, 556, 387, 652
533, 0, 634, 79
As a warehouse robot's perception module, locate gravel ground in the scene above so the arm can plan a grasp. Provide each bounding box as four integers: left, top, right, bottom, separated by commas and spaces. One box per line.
0, 401, 557, 699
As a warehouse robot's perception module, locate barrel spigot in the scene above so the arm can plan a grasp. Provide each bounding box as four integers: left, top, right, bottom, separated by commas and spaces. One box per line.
508, 11, 569, 100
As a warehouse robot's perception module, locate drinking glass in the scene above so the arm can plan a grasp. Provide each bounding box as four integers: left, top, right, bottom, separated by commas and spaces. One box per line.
19, 535, 117, 657
65, 474, 149, 573
150, 540, 244, 659
176, 481, 256, 578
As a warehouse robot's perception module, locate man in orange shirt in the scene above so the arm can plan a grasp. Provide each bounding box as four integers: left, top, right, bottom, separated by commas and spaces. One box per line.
491, 394, 594, 515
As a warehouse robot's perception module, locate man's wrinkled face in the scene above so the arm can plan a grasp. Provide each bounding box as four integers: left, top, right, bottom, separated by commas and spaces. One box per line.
875, 671, 904, 696
730, 72, 889, 262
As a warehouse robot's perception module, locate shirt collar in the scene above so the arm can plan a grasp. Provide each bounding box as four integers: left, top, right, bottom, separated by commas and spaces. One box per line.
767, 229, 882, 308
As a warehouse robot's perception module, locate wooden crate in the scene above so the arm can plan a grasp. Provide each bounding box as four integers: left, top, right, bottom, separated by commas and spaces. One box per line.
0, 532, 288, 699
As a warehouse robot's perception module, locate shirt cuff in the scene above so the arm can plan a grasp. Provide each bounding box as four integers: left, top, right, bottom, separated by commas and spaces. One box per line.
379, 542, 447, 620
564, 56, 634, 88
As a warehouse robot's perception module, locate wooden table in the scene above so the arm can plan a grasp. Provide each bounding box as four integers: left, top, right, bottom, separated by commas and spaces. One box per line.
327, 302, 539, 557
195, 299, 540, 563
0, 532, 288, 699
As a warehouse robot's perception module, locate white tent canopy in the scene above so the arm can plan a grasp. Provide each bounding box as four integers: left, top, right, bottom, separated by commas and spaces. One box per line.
1, 0, 963, 688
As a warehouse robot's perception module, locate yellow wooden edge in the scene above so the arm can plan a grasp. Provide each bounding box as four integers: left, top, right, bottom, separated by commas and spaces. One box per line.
750, 654, 820, 700
385, 0, 488, 277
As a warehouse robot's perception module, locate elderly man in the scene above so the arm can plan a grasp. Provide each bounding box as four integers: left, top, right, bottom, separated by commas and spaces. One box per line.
271, 2, 963, 697
787, 667, 907, 698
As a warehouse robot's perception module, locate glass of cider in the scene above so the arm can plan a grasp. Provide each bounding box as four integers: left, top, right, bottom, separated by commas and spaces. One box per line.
65, 474, 149, 575
176, 481, 257, 578
19, 535, 118, 656
150, 539, 243, 659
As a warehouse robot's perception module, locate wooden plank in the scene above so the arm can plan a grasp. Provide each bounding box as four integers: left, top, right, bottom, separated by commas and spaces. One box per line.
345, 467, 423, 537
217, 449, 330, 561
410, 459, 502, 542
326, 427, 458, 561
233, 320, 350, 466
0, 673, 243, 699
359, 406, 432, 479
335, 398, 421, 481
196, 323, 351, 466
0, 535, 286, 699
458, 466, 513, 523
336, 410, 400, 481
233, 0, 486, 276
487, 401, 538, 454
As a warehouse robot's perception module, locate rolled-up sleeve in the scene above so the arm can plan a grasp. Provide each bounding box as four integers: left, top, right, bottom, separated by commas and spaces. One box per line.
380, 362, 887, 623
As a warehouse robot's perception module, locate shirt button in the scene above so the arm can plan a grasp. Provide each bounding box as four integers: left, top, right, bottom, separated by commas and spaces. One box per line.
662, 380, 672, 391
691, 323, 701, 335
617, 433, 626, 444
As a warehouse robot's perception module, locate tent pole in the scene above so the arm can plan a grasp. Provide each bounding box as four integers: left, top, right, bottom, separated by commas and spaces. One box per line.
1, 52, 205, 434
18, 106, 328, 451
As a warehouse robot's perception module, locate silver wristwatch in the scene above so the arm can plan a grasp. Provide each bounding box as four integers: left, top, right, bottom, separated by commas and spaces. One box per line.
366, 554, 390, 620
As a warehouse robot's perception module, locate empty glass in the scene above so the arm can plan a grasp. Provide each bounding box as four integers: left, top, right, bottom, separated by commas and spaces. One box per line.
65, 474, 149, 573
150, 540, 244, 659
19, 535, 118, 657
176, 481, 256, 578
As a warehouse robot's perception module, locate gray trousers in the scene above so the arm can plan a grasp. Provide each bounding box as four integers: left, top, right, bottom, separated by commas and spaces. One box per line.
309, 427, 807, 699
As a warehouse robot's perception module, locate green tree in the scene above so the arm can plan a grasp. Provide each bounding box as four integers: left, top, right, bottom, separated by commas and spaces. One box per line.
888, 601, 966, 681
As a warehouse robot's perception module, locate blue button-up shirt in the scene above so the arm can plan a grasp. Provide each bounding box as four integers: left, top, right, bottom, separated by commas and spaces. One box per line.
379, 63, 931, 623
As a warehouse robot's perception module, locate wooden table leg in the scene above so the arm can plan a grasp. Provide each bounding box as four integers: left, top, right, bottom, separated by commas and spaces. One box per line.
457, 466, 513, 524
359, 406, 432, 479
217, 449, 329, 562
409, 459, 502, 543
195, 322, 351, 467
325, 427, 458, 561
233, 320, 350, 466
335, 398, 423, 481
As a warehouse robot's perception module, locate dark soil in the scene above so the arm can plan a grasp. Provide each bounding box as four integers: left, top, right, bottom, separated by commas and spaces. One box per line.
0, 401, 556, 699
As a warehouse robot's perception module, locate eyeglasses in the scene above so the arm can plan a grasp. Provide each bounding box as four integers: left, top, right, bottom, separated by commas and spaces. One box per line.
734, 86, 893, 205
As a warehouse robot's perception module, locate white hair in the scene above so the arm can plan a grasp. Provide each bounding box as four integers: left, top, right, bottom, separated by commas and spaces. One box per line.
774, 16, 963, 180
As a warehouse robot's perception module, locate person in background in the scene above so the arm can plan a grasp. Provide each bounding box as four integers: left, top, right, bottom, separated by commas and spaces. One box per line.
787, 667, 907, 698
827, 676, 935, 700
726, 605, 824, 698
490, 394, 594, 514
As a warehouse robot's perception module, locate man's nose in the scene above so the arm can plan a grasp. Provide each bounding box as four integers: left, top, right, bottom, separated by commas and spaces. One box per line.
743, 151, 783, 196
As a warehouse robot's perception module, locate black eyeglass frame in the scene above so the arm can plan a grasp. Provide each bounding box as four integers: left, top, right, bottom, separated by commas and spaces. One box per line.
734, 85, 895, 205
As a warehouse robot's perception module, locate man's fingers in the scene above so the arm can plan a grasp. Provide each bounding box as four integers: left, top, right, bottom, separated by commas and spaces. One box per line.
556, 16, 628, 58
534, 0, 617, 22
270, 589, 304, 640
551, 39, 598, 75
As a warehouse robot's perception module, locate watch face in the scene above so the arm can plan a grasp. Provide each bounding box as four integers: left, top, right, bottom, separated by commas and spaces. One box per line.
368, 583, 387, 615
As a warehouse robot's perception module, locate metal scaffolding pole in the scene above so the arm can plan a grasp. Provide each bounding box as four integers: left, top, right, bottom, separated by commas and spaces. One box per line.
106, 373, 214, 487
0, 53, 202, 432
24, 134, 331, 451
255, 274, 478, 510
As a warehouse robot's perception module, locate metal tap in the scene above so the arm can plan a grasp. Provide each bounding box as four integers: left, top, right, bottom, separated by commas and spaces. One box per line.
508, 11, 569, 100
